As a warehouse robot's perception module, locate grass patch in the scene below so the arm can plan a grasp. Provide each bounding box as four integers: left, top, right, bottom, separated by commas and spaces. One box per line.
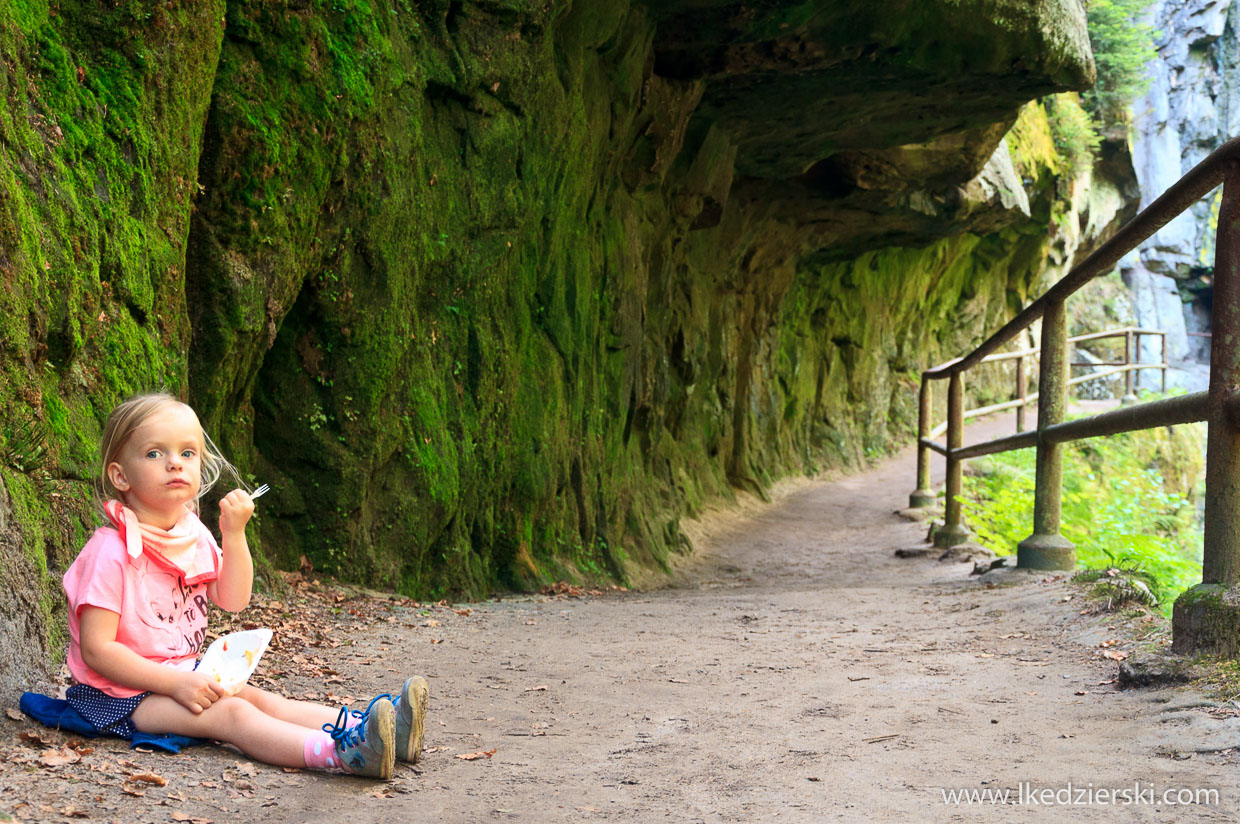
959, 417, 1204, 615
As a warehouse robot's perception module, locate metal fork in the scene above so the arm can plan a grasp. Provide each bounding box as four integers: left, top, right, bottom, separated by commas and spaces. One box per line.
250, 483, 271, 500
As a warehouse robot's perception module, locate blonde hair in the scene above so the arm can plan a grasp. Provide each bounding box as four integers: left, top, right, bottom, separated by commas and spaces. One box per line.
97, 392, 242, 515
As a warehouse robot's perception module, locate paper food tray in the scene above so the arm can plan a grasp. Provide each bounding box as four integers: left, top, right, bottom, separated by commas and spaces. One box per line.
197, 628, 272, 695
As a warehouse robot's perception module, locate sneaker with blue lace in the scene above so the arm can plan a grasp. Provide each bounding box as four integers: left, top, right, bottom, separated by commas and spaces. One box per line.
392, 675, 429, 763
325, 695, 395, 779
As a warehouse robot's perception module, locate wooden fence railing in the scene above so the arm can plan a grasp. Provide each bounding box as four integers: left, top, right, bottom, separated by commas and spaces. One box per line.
910, 325, 1169, 509
907, 136, 1240, 654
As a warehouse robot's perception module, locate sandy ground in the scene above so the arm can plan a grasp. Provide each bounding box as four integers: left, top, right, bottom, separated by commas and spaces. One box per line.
3, 414, 1239, 823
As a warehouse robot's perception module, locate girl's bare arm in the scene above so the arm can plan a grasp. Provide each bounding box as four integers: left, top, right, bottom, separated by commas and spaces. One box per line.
78, 605, 223, 713
209, 488, 255, 612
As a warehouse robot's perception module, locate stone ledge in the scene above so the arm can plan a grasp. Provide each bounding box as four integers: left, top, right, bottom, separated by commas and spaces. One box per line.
1172, 584, 1240, 656
1117, 653, 1195, 690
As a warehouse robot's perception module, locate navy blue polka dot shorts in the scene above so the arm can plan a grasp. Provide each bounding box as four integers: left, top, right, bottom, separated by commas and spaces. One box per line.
65, 684, 151, 739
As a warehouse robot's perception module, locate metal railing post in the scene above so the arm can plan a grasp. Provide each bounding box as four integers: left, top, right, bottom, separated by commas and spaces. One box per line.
1173, 162, 1240, 654
909, 375, 935, 507
934, 371, 969, 547
1017, 299, 1075, 569
1161, 333, 1168, 393
1122, 329, 1138, 405
1015, 354, 1027, 433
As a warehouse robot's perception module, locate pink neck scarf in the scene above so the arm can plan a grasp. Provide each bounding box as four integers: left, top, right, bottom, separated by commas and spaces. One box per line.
103, 500, 219, 586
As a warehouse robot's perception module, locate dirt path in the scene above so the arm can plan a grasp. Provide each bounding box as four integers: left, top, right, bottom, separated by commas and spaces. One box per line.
4, 415, 1239, 822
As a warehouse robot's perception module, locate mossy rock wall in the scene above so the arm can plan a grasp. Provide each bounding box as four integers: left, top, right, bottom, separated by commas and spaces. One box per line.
0, 0, 1092, 698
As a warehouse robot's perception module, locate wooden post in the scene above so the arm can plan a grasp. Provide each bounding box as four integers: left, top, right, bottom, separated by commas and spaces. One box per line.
1017, 299, 1075, 569
1122, 330, 1138, 405
909, 375, 935, 508
1016, 354, 1027, 434
1161, 333, 1168, 393
934, 371, 968, 548
1173, 163, 1240, 655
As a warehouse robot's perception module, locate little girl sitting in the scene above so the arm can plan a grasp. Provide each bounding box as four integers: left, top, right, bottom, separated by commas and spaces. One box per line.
61, 392, 429, 779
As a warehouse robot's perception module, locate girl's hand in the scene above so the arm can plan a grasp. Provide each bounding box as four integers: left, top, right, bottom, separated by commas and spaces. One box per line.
219, 489, 255, 536
174, 671, 224, 714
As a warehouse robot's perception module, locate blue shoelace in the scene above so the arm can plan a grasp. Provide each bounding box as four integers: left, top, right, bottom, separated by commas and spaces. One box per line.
323, 706, 365, 750
324, 693, 394, 751
352, 693, 394, 722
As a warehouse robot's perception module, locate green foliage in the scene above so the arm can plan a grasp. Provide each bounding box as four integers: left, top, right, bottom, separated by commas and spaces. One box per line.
1082, 0, 1158, 128
960, 421, 1204, 614
1006, 100, 1059, 182
1046, 94, 1101, 179
1198, 189, 1223, 268
0, 0, 1083, 621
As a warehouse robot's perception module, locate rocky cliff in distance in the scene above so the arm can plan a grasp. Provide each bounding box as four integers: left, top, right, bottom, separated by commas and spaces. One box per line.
1125, 0, 1240, 383
0, 0, 1093, 699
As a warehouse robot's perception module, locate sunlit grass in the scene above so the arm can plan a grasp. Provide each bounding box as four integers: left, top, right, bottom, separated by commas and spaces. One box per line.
959, 421, 1205, 616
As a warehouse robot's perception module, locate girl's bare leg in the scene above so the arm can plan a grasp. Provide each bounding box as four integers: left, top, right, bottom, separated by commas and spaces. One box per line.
231, 685, 344, 730
131, 694, 315, 767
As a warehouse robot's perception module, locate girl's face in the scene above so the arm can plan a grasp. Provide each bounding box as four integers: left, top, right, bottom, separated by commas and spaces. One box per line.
106, 403, 204, 528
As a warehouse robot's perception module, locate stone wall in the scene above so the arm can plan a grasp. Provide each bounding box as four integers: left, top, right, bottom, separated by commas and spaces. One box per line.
0, 0, 1093, 700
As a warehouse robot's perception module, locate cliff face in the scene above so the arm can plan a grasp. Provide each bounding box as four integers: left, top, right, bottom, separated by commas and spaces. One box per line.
1125, 0, 1240, 379
0, 0, 1092, 698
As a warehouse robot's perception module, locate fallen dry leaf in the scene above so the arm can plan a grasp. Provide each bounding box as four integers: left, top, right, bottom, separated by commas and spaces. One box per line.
18, 729, 52, 746
38, 747, 81, 767
6, 708, 24, 721
1101, 649, 1129, 661
127, 772, 168, 786
523, 685, 548, 692
424, 619, 440, 628
455, 748, 497, 761
542, 582, 586, 597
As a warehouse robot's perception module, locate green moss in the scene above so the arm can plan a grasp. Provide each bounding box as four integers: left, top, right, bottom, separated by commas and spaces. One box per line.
1172, 583, 1240, 655
1006, 100, 1060, 182
0, 1, 1090, 696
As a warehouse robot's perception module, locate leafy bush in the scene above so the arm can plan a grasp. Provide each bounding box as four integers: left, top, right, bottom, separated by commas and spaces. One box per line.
1047, 94, 1101, 179
959, 421, 1204, 614
1082, 0, 1159, 128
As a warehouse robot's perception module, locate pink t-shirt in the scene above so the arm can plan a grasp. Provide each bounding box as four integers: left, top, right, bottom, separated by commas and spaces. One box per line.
63, 521, 222, 698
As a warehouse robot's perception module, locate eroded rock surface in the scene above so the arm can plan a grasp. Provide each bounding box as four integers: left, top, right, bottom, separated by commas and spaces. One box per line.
0, 1, 1094, 697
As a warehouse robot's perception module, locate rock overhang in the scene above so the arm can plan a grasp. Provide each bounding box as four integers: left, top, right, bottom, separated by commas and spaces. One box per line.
647, 0, 1095, 182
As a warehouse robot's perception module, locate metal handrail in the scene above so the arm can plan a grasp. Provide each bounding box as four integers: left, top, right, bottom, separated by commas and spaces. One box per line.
919, 326, 1168, 445
923, 136, 1240, 380
906, 136, 1240, 653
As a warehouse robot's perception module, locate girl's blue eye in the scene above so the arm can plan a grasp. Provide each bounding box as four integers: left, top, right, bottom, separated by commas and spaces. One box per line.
181, 449, 196, 458
146, 450, 161, 459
